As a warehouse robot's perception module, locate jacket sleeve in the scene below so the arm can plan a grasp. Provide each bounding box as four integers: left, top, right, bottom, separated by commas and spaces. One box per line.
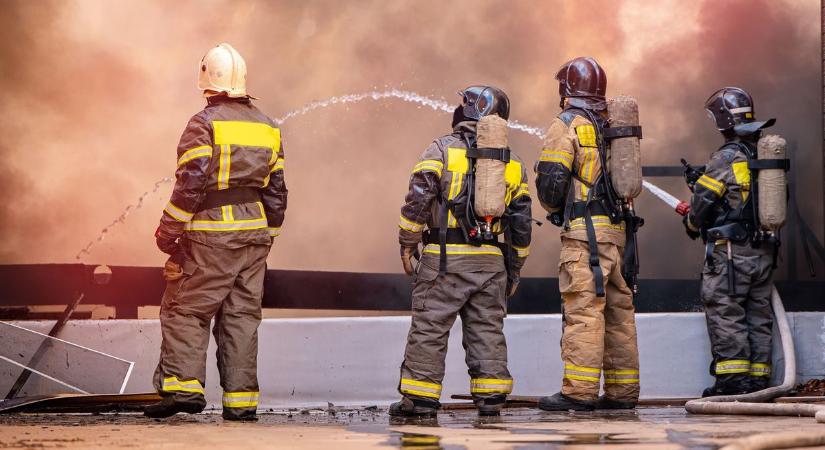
687, 149, 734, 231
506, 162, 532, 276
261, 139, 288, 237
534, 119, 574, 213
157, 114, 214, 239
398, 142, 444, 247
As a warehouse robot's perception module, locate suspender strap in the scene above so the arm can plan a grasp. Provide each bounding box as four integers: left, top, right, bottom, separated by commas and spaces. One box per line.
196, 187, 261, 212
583, 205, 606, 298
465, 147, 511, 162
438, 200, 449, 276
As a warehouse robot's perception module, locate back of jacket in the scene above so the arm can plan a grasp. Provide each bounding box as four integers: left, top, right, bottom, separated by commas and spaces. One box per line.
158, 95, 288, 249
536, 109, 625, 247
398, 123, 532, 273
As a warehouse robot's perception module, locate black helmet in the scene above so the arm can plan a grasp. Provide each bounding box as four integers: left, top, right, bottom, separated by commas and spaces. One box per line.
704, 87, 775, 136
556, 57, 607, 110
458, 85, 510, 121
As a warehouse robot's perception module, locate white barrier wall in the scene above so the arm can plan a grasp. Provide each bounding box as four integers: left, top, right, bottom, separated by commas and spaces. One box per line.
12, 312, 825, 408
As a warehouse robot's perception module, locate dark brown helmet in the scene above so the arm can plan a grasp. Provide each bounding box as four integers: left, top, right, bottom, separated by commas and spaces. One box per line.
556, 57, 607, 110
704, 87, 774, 136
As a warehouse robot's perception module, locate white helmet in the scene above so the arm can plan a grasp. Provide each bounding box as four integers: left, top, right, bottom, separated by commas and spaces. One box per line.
197, 43, 249, 98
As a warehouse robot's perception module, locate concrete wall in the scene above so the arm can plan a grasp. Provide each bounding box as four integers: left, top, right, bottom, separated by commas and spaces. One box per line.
11, 312, 825, 408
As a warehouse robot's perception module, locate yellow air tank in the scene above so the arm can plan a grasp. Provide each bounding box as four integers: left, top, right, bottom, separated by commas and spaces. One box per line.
607, 96, 642, 199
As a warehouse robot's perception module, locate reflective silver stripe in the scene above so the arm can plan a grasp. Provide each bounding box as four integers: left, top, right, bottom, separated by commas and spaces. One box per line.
422, 243, 503, 256
162, 376, 204, 394
749, 363, 771, 377
164, 201, 194, 222
470, 378, 513, 394
399, 378, 441, 399
185, 217, 268, 232
729, 107, 753, 114
513, 245, 530, 258
715, 360, 750, 374
563, 364, 601, 383
223, 391, 260, 408
604, 369, 640, 384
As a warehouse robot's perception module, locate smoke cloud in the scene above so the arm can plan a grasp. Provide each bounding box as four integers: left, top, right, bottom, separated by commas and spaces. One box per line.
0, 0, 820, 280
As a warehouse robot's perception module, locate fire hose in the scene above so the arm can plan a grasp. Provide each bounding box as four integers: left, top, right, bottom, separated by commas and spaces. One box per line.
684, 287, 825, 450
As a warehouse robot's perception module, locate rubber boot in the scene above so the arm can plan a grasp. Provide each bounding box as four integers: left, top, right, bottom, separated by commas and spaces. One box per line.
538, 392, 595, 412
223, 409, 258, 422
474, 395, 506, 416
595, 395, 636, 410
748, 377, 770, 393
143, 397, 204, 419
701, 374, 750, 398
388, 396, 440, 417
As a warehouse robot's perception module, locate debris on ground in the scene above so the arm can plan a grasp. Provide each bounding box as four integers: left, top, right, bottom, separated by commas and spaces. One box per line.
796, 378, 825, 396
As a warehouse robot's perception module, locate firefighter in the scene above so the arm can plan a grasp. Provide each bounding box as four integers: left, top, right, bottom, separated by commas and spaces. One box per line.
391, 86, 532, 417
681, 87, 779, 396
144, 43, 287, 420
534, 57, 641, 411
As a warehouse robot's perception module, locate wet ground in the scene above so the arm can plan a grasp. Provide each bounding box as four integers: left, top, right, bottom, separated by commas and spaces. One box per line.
1, 406, 824, 449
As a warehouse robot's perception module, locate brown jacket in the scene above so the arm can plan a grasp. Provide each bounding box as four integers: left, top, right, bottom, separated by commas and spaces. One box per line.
158, 95, 287, 249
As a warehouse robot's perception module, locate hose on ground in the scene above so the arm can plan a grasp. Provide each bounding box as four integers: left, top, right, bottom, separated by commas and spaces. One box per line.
686, 287, 825, 449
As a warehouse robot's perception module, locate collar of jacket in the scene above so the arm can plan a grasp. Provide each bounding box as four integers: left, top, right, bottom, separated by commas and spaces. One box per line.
453, 120, 477, 135
207, 94, 252, 106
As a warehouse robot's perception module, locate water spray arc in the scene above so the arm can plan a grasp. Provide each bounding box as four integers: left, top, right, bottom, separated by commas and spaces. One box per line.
75, 90, 677, 260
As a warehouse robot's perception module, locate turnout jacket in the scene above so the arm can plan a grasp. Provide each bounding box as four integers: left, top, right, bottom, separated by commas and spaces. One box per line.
398, 122, 532, 274
158, 95, 287, 249
686, 142, 752, 233
535, 109, 625, 247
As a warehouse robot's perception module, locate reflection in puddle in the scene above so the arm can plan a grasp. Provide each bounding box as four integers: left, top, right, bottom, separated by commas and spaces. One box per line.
397, 432, 442, 449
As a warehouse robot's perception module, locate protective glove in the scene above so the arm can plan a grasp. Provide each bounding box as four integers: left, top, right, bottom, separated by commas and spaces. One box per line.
155, 227, 180, 255
163, 258, 184, 281
675, 201, 690, 217
682, 216, 701, 240
506, 278, 520, 299
400, 246, 419, 276
683, 164, 705, 192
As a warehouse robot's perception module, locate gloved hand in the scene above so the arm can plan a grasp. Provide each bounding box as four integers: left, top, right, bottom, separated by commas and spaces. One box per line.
163, 258, 184, 281
683, 164, 705, 192
506, 278, 520, 298
400, 246, 419, 276
675, 201, 690, 217
682, 216, 700, 240
155, 227, 180, 255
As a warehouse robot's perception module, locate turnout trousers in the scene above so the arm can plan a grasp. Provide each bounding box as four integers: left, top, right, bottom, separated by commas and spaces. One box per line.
558, 238, 640, 402
153, 239, 269, 418
701, 241, 774, 382
398, 265, 512, 402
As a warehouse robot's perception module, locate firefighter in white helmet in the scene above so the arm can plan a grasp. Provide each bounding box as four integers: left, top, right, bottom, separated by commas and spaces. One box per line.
144, 43, 287, 421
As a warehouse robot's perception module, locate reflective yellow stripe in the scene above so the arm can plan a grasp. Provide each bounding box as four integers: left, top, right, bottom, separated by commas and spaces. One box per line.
732, 161, 750, 201
715, 359, 750, 374
422, 243, 502, 256
749, 363, 771, 377
470, 378, 513, 394
412, 159, 444, 177
177, 145, 212, 166
268, 227, 280, 237
162, 376, 204, 394
604, 369, 640, 384
513, 245, 530, 258
400, 378, 441, 399
221, 205, 234, 222
446, 172, 464, 227
185, 217, 268, 232
540, 149, 573, 170
697, 175, 726, 196
222, 391, 260, 408
568, 215, 625, 231
271, 158, 285, 173
217, 144, 231, 190
212, 121, 281, 149
512, 183, 530, 200
564, 364, 601, 383
446, 147, 469, 173
399, 215, 425, 233
164, 201, 194, 222
575, 125, 597, 148
578, 147, 598, 198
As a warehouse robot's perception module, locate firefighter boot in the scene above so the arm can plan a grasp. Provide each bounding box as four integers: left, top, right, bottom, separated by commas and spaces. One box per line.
595, 395, 637, 410
702, 374, 750, 397
143, 397, 204, 419
474, 395, 506, 416
748, 377, 770, 393
223, 409, 258, 422
538, 392, 595, 412
389, 396, 440, 417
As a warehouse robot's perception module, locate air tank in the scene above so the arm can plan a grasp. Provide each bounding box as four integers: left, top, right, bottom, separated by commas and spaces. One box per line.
756, 134, 787, 232
474, 114, 508, 220
607, 96, 642, 199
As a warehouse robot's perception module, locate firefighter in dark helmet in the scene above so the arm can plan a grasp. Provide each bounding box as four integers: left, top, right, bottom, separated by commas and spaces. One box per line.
392, 86, 532, 417
680, 87, 785, 397
534, 57, 642, 411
